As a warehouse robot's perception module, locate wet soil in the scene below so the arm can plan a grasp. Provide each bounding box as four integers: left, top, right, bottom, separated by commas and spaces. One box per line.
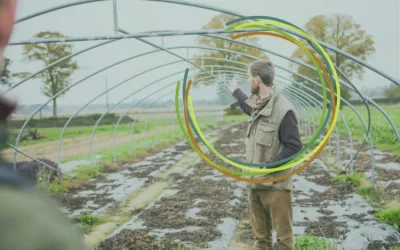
295, 216, 349, 239
53, 139, 194, 218
376, 154, 400, 164
165, 226, 221, 244
375, 168, 400, 182
94, 229, 189, 250
56, 121, 400, 249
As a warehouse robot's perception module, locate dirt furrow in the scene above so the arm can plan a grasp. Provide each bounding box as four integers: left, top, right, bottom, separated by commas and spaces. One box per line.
92, 123, 248, 250
50, 121, 400, 250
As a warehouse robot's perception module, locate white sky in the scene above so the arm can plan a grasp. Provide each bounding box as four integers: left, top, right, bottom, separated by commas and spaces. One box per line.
3, 0, 400, 106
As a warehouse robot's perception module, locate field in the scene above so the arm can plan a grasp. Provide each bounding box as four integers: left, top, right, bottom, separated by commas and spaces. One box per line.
336, 105, 400, 156
6, 108, 400, 250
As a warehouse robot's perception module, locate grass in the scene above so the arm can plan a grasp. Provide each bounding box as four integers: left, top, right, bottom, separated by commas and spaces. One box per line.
295, 235, 336, 250
375, 209, 400, 230
41, 115, 224, 194
357, 186, 387, 207
334, 105, 400, 156
9, 117, 179, 147
331, 173, 364, 188
79, 213, 101, 228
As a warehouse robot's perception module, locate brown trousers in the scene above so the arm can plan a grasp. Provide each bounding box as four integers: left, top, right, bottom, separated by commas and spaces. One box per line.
248, 189, 294, 250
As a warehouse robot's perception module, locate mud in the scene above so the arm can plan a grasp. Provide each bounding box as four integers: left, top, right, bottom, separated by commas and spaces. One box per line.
94, 229, 188, 250
295, 216, 350, 239
376, 154, 400, 164
375, 167, 400, 181
51, 121, 400, 249
54, 141, 193, 218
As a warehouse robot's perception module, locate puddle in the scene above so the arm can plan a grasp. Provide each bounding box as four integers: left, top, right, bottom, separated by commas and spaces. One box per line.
193, 199, 203, 206
155, 189, 179, 201
146, 152, 165, 161
208, 218, 238, 250
231, 128, 239, 133
148, 164, 169, 177
200, 175, 224, 181
376, 162, 400, 171
186, 207, 207, 220
107, 178, 147, 201
173, 154, 184, 161
293, 226, 307, 236
227, 153, 245, 158
128, 160, 152, 169
146, 189, 180, 209
60, 154, 102, 173
233, 187, 244, 199
229, 198, 241, 206
293, 206, 324, 221
293, 175, 329, 194
73, 189, 106, 197
148, 226, 203, 238
378, 179, 400, 189
183, 168, 195, 177
106, 218, 147, 239
221, 143, 239, 147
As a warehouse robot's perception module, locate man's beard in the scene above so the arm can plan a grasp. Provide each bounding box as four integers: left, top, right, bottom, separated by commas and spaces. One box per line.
251, 85, 259, 95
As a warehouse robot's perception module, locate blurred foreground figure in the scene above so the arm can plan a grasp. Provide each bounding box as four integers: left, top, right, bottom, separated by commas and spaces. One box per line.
0, 1, 87, 249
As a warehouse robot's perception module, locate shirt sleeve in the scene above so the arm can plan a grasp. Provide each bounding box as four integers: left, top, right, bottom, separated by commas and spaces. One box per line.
269, 110, 302, 168
232, 88, 252, 116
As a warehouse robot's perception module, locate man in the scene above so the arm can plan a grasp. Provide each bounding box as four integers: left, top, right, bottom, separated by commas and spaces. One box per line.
228, 59, 302, 250
0, 1, 87, 249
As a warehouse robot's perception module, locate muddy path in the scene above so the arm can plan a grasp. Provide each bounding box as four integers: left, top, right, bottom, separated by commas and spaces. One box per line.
52, 122, 400, 249
322, 135, 400, 206
2, 125, 177, 163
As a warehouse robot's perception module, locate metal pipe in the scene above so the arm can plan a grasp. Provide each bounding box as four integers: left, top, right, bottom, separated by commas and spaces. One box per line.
8, 43, 381, 155
16, 46, 246, 168
9, 27, 397, 153
126, 75, 224, 156
13, 43, 372, 178
146, 0, 400, 87
56, 59, 241, 165
4, 40, 118, 94
15, 0, 110, 23
6, 143, 74, 179
110, 71, 240, 162
7, 28, 266, 45
112, 0, 119, 35
119, 28, 212, 77
89, 70, 187, 165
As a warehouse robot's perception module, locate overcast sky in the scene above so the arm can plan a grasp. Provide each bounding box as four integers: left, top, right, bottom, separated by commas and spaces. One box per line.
3, 0, 400, 106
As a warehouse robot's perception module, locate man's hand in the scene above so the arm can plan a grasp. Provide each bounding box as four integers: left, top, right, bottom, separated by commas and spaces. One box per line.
228, 76, 238, 93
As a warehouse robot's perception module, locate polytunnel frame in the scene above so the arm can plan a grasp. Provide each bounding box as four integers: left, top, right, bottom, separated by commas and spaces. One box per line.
75, 51, 353, 173
5, 0, 397, 187
139, 71, 346, 175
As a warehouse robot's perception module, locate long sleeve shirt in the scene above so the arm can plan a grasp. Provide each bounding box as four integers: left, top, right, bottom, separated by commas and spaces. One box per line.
232, 88, 302, 167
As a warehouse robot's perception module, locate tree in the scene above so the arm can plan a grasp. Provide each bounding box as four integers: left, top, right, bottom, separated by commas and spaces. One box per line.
289, 14, 375, 103
193, 14, 269, 86
22, 31, 78, 117
384, 84, 400, 98
0, 57, 12, 86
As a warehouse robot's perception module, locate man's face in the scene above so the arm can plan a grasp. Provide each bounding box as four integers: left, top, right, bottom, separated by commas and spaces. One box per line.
247, 67, 259, 95
0, 0, 16, 72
